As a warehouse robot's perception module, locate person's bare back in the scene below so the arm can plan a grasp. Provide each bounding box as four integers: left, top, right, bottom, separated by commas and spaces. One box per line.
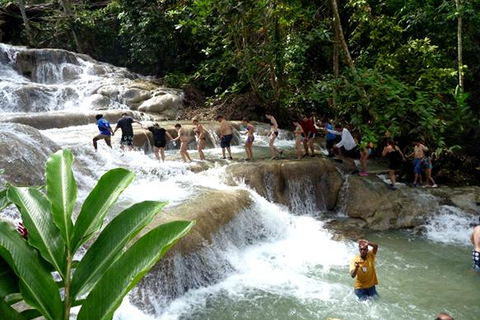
220, 119, 233, 136
471, 225, 480, 252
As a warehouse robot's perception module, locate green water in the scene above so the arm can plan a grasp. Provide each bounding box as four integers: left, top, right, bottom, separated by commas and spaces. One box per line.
169, 231, 478, 320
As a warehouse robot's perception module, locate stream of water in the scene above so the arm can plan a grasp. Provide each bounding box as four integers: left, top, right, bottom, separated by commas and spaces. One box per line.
1, 43, 478, 320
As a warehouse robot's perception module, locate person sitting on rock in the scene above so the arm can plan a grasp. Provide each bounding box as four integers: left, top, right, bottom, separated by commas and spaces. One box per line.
93, 114, 114, 151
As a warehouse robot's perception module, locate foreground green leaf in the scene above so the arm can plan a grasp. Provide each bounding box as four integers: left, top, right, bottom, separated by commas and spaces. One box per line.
0, 257, 19, 298
71, 200, 168, 299
0, 298, 27, 320
71, 168, 135, 251
7, 187, 66, 277
77, 220, 195, 320
0, 189, 11, 212
0, 221, 63, 320
46, 149, 76, 249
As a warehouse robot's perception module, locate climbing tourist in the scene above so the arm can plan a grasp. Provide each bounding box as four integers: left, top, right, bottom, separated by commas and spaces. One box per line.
350, 239, 379, 300
215, 115, 234, 160
193, 118, 206, 160
293, 120, 304, 159
410, 140, 428, 187
358, 142, 373, 176
113, 113, 143, 152
422, 150, 437, 187
93, 114, 114, 151
435, 312, 454, 320
300, 114, 317, 157
325, 119, 337, 158
265, 113, 283, 159
471, 217, 480, 272
147, 123, 173, 162
328, 124, 359, 174
382, 140, 406, 190
173, 123, 192, 163
242, 118, 255, 161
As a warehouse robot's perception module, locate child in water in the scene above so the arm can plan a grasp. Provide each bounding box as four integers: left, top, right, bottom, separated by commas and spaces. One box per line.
422, 150, 437, 187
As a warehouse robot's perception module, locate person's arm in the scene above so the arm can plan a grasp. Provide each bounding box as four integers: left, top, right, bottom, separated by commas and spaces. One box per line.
350, 260, 360, 278
166, 131, 174, 140
398, 148, 407, 161
369, 241, 379, 254
472, 232, 475, 245
133, 119, 144, 128
113, 124, 119, 134
382, 146, 389, 157
336, 131, 345, 148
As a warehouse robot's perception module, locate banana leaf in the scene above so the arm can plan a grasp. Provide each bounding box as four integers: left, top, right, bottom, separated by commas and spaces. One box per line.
71, 200, 167, 299
76, 220, 194, 320
0, 189, 11, 212
0, 221, 63, 320
46, 149, 76, 249
71, 168, 135, 251
7, 187, 66, 277
0, 257, 19, 298
0, 298, 27, 320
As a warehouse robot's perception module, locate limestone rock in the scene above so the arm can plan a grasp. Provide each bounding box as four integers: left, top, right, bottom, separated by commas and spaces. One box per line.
0, 123, 59, 188
138, 93, 184, 119
227, 158, 343, 211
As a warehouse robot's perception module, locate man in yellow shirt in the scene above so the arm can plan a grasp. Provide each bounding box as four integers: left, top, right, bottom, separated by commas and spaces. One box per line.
350, 239, 379, 300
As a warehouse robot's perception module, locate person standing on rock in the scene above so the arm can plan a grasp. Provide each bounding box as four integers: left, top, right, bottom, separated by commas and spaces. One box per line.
148, 123, 173, 162
325, 119, 337, 158
293, 120, 304, 159
265, 113, 283, 160
350, 239, 379, 300
193, 118, 206, 160
113, 113, 143, 152
382, 140, 406, 190
242, 118, 255, 161
93, 114, 114, 151
410, 140, 428, 187
470, 217, 480, 272
173, 123, 192, 163
215, 115, 233, 160
300, 114, 316, 157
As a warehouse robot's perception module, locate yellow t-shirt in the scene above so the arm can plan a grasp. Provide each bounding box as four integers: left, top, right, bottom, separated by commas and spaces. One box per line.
350, 251, 378, 289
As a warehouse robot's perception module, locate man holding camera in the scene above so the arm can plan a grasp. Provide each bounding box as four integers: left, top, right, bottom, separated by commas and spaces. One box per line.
350, 239, 379, 300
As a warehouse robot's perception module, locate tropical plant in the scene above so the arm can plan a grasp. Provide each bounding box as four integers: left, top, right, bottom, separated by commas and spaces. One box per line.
0, 149, 194, 320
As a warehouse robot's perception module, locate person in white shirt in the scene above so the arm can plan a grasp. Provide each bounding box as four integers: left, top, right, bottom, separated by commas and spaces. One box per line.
327, 124, 360, 174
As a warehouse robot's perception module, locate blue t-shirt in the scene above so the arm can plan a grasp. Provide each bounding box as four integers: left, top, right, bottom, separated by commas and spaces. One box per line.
326, 123, 336, 141
97, 118, 111, 135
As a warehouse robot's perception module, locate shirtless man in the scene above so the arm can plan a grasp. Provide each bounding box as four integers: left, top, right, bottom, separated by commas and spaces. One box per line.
215, 115, 233, 160
470, 217, 480, 272
411, 140, 428, 187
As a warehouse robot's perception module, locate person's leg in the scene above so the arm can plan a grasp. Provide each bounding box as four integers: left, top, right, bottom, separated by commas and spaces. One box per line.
303, 138, 309, 156
269, 135, 276, 158
359, 151, 369, 175
198, 139, 205, 160
295, 140, 302, 159
160, 148, 165, 162
427, 168, 437, 186
105, 137, 112, 148
308, 138, 315, 156
93, 137, 99, 150
354, 289, 368, 301
389, 169, 396, 187
227, 146, 232, 159
153, 146, 160, 161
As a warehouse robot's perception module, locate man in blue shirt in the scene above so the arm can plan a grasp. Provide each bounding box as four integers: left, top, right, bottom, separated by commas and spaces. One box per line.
325, 119, 337, 158
93, 114, 114, 150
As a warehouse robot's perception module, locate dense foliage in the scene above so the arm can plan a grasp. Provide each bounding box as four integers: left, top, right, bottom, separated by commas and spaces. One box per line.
0, 149, 194, 320
3, 0, 480, 154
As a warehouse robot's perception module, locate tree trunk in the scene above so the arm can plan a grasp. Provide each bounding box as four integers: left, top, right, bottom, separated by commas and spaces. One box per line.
17, 0, 34, 46
330, 0, 354, 68
456, 0, 464, 90
57, 0, 83, 53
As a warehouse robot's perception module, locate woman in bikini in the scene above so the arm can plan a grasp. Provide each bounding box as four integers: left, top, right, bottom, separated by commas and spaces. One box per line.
265, 113, 282, 160
242, 118, 255, 160
192, 118, 206, 160
292, 120, 304, 159
173, 123, 192, 163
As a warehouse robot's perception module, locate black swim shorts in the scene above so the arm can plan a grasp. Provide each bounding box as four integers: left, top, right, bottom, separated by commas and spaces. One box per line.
221, 134, 233, 148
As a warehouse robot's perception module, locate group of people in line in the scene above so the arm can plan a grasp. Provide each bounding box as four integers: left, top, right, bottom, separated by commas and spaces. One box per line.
94, 113, 438, 189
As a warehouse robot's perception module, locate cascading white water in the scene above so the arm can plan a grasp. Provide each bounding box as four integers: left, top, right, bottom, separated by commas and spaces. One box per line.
1, 43, 479, 320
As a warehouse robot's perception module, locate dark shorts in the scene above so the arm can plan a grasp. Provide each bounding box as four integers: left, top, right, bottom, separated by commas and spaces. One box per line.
120, 135, 133, 146
341, 146, 360, 159
326, 139, 335, 149
473, 250, 480, 271
413, 158, 423, 174
221, 134, 233, 148
354, 286, 379, 300
154, 139, 167, 148
389, 159, 403, 170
